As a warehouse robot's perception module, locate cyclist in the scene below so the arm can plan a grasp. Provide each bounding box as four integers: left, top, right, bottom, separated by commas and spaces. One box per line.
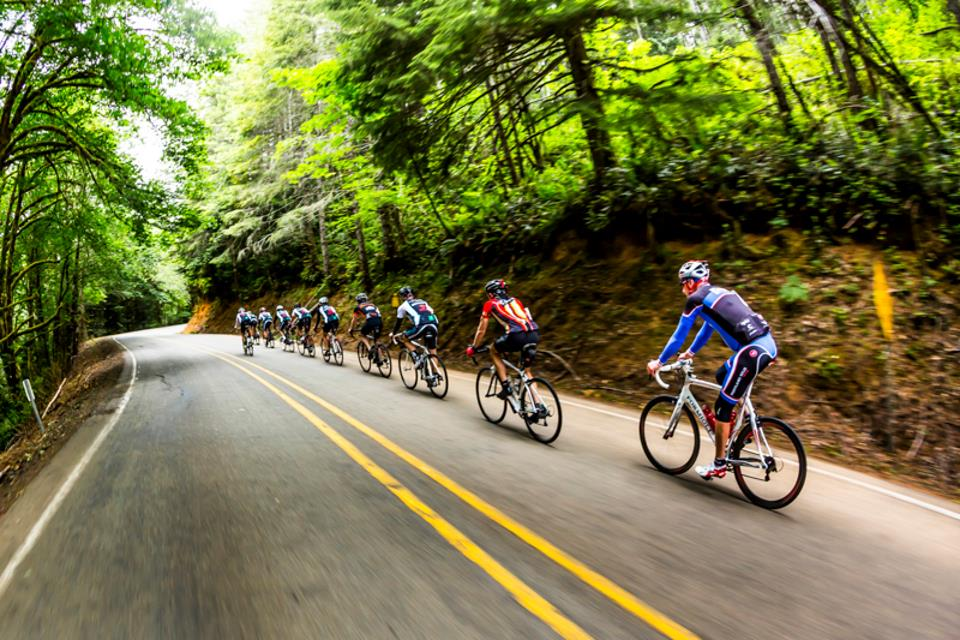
291, 303, 313, 345
348, 293, 383, 363
466, 279, 539, 399
390, 286, 439, 356
276, 305, 293, 343
646, 260, 778, 481
234, 306, 256, 349
258, 307, 273, 342
312, 296, 340, 356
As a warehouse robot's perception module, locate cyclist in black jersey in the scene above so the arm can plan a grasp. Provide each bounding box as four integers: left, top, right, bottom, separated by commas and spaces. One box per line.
348, 293, 383, 361
647, 261, 778, 480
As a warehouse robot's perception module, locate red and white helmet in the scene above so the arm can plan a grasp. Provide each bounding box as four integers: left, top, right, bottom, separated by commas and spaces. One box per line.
678, 261, 710, 282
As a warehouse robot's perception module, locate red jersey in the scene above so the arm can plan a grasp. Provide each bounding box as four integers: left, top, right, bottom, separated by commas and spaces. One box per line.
482, 296, 538, 333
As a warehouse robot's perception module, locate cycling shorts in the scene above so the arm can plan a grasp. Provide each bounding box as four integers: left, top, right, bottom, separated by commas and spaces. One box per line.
323, 319, 339, 334
297, 315, 311, 329
714, 333, 777, 421
405, 323, 438, 350
261, 319, 272, 328
361, 317, 382, 339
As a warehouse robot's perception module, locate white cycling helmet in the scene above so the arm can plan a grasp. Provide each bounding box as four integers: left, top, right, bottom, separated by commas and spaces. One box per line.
678, 260, 710, 282
276, 304, 284, 310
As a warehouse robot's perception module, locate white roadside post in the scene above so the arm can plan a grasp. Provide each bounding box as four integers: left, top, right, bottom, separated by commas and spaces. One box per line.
22, 379, 45, 434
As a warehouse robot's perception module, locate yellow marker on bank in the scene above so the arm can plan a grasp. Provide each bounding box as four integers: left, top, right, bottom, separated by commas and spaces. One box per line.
873, 259, 894, 341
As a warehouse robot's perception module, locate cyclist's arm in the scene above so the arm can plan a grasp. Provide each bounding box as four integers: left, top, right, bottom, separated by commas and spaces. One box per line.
657, 313, 696, 364
688, 322, 713, 355
472, 316, 489, 346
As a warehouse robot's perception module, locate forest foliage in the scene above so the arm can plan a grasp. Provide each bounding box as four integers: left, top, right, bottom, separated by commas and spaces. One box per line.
183, 0, 960, 303
0, 0, 230, 444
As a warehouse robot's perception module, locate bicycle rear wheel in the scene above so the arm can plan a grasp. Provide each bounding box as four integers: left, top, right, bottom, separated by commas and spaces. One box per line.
731, 416, 806, 509
398, 349, 418, 389
519, 377, 561, 443
475, 368, 507, 423
358, 342, 371, 371
426, 355, 448, 399
638, 395, 699, 475
376, 345, 392, 378
332, 338, 343, 366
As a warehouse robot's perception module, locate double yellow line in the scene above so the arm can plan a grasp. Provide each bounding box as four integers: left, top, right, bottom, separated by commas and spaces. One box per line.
199, 347, 698, 640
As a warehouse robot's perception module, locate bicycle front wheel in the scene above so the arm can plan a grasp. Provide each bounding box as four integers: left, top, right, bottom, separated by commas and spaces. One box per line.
731, 416, 806, 509
475, 368, 507, 424
376, 345, 392, 378
399, 349, 418, 388
427, 355, 448, 399
519, 377, 562, 444
639, 395, 699, 475
358, 342, 371, 372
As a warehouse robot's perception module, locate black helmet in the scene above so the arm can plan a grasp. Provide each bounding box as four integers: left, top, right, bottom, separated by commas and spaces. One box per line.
484, 279, 508, 297
318, 296, 329, 305
293, 303, 301, 308
398, 286, 413, 298
356, 293, 368, 303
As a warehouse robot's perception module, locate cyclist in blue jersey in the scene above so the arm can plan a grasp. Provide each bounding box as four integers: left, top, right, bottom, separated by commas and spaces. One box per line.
276, 305, 293, 343
257, 307, 273, 341
390, 286, 439, 356
647, 261, 778, 480
234, 307, 256, 349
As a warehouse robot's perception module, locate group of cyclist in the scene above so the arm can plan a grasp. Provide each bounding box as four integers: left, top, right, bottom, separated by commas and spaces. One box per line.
233, 260, 777, 482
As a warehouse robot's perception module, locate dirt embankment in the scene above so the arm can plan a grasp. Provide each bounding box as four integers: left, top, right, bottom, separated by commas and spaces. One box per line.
188, 231, 960, 500
0, 338, 126, 516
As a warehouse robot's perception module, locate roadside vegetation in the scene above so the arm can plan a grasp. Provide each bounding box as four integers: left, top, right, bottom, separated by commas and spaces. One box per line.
0, 1, 230, 446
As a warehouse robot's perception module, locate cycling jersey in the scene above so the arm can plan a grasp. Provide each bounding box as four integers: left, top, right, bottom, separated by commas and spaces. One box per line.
317, 304, 339, 323
393, 298, 438, 332
482, 297, 537, 334
658, 284, 771, 364
353, 302, 380, 320
277, 309, 291, 325
258, 312, 272, 327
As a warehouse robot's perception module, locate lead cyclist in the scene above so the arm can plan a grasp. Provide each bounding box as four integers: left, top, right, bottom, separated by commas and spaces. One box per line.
646, 261, 778, 480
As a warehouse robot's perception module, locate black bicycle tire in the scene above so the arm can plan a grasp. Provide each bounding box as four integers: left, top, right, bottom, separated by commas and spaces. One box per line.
333, 339, 344, 366
475, 368, 507, 423
358, 342, 371, 372
427, 355, 449, 399
732, 416, 806, 509
638, 395, 700, 475
398, 349, 418, 389
520, 377, 562, 444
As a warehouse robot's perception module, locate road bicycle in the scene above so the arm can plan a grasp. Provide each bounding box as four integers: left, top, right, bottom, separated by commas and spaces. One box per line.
242, 331, 254, 357
354, 332, 391, 378
321, 329, 344, 366
392, 335, 448, 398
640, 359, 806, 509
297, 329, 316, 358
472, 345, 562, 444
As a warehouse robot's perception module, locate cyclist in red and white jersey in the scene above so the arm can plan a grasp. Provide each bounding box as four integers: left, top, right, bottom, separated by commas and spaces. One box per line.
467, 279, 540, 398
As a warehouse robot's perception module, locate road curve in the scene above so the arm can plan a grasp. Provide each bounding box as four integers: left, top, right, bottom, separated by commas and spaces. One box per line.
0, 327, 956, 639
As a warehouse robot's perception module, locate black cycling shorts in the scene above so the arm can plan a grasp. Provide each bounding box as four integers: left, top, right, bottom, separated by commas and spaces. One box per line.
323, 319, 339, 334
405, 323, 438, 350
361, 317, 382, 339
714, 342, 776, 421
495, 330, 539, 353
297, 316, 311, 330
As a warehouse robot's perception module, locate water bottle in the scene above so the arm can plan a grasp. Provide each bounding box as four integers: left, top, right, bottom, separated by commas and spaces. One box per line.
702, 404, 716, 435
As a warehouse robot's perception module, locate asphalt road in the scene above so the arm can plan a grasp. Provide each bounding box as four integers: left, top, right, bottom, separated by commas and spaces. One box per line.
0, 326, 957, 639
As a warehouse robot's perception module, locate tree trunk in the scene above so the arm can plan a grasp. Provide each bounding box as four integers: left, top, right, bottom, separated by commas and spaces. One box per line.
562, 27, 614, 190
377, 203, 400, 267
318, 208, 330, 278
738, 1, 793, 131
949, 0, 960, 26
487, 78, 519, 186
355, 219, 372, 292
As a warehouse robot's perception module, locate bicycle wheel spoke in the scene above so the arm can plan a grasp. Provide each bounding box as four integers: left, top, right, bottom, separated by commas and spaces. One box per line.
732, 418, 806, 509
638, 396, 699, 475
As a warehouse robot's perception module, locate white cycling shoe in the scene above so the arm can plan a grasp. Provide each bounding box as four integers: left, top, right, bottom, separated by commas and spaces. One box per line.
696, 459, 727, 480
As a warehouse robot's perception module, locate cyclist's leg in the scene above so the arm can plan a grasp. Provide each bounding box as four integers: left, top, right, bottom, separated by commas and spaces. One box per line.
714, 338, 776, 460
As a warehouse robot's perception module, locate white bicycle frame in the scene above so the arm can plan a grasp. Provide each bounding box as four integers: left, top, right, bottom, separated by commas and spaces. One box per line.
478, 351, 546, 416
654, 360, 775, 471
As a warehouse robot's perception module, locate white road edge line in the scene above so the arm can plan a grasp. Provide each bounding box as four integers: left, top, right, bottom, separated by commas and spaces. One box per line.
451, 370, 960, 520
0, 337, 138, 598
